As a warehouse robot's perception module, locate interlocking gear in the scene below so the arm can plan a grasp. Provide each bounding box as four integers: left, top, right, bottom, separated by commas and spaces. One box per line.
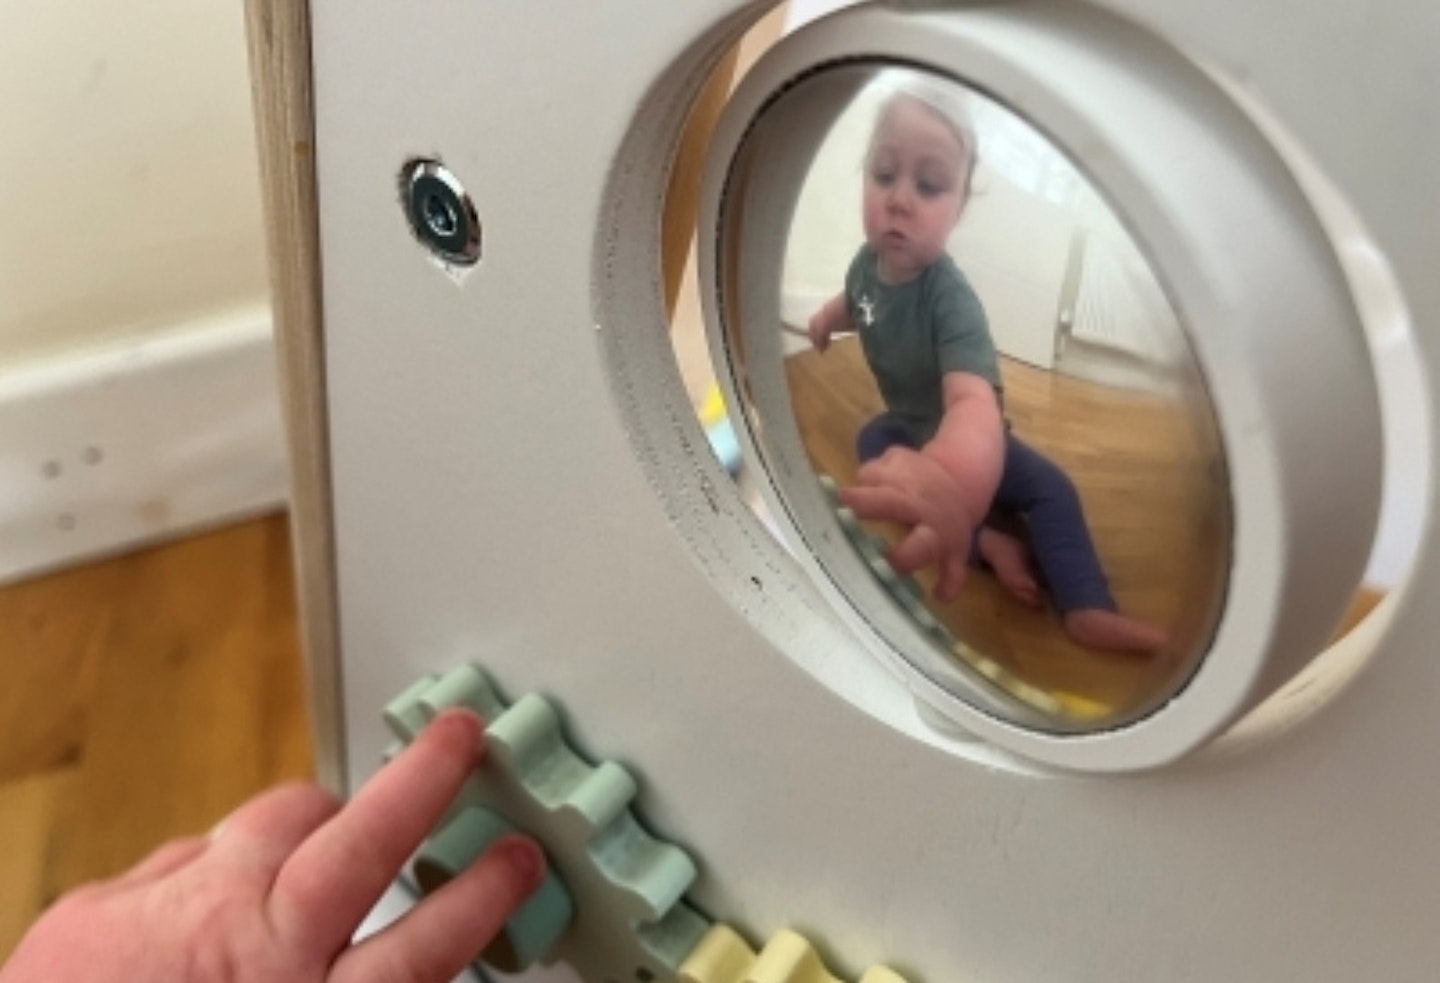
679, 925, 909, 983
385, 664, 711, 983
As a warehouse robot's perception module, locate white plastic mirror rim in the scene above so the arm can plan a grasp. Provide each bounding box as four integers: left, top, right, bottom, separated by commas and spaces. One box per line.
698, 0, 1384, 769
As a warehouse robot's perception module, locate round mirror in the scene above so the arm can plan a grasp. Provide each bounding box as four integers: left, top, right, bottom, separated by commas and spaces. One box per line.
712, 64, 1232, 732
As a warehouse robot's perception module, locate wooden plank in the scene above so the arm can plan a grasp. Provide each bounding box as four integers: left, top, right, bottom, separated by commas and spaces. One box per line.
0, 518, 312, 959
36, 519, 313, 898
243, 0, 345, 792
0, 770, 76, 959
0, 560, 114, 784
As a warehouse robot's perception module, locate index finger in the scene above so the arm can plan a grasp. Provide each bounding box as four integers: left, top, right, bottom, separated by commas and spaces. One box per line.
268, 708, 485, 953
839, 484, 921, 528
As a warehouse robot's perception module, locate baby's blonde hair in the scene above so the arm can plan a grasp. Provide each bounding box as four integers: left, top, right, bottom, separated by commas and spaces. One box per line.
867, 70, 980, 196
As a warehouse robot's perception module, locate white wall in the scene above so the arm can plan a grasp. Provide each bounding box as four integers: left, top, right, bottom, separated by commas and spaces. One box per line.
0, 1, 283, 582
0, 0, 268, 366
783, 81, 1096, 371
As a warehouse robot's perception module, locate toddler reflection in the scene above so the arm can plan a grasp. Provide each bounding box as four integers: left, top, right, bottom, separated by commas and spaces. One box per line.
806, 76, 1166, 655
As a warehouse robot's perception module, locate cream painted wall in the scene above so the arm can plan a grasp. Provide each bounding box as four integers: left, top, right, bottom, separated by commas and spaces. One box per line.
0, 0, 267, 367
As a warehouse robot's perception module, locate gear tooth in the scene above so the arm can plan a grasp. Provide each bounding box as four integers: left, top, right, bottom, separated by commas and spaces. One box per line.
857, 969, 908, 983
817, 473, 839, 504
383, 674, 437, 740
867, 554, 900, 588
893, 573, 925, 606
636, 901, 713, 973
864, 549, 956, 650
973, 655, 1004, 681
894, 584, 934, 627
855, 535, 885, 567
833, 505, 934, 623
486, 694, 607, 818
486, 693, 561, 771
1051, 689, 1111, 720
681, 927, 913, 983
565, 760, 640, 830
679, 924, 756, 983
1010, 678, 1063, 716
587, 813, 697, 920
419, 663, 506, 722
486, 699, 640, 836
753, 929, 824, 982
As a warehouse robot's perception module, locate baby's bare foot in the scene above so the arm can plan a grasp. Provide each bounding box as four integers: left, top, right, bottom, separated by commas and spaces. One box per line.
1063, 608, 1168, 655
977, 528, 1041, 607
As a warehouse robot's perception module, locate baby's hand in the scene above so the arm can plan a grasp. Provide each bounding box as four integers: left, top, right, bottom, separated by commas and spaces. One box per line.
840, 447, 980, 603
0, 709, 545, 983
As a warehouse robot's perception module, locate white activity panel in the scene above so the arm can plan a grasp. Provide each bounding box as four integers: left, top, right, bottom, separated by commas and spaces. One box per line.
307, 1, 1438, 981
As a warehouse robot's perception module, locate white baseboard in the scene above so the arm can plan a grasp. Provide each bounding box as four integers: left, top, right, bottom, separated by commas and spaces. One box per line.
0, 305, 289, 585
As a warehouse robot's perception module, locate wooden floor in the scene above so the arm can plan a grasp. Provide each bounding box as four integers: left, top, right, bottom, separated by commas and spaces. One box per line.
0, 514, 312, 961
786, 336, 1232, 723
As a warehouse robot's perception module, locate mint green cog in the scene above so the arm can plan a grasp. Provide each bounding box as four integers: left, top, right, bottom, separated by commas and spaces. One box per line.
384, 664, 712, 983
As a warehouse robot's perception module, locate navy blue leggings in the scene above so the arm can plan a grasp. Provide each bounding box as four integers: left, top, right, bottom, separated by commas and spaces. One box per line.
855, 413, 1115, 613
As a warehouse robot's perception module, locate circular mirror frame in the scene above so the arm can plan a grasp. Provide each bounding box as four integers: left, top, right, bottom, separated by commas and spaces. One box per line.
715, 60, 1233, 734
697, 2, 1383, 769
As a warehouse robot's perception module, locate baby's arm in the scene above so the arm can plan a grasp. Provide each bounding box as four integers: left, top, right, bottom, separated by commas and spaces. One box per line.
842, 372, 1004, 601
807, 291, 853, 353
925, 372, 1005, 526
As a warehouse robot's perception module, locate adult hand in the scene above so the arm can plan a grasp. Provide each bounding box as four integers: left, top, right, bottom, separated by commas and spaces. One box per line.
0, 709, 544, 983
840, 446, 980, 603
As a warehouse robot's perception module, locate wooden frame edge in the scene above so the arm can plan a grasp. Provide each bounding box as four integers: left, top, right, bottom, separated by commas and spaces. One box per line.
244, 0, 347, 793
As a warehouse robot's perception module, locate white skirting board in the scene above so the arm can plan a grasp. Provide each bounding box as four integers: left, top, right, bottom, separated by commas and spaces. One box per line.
0, 305, 289, 585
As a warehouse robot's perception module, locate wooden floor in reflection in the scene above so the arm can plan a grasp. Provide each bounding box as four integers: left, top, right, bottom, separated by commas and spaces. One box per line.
786, 336, 1236, 720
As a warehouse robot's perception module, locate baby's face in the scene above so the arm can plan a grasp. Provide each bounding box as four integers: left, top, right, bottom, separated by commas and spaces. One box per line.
862, 97, 969, 284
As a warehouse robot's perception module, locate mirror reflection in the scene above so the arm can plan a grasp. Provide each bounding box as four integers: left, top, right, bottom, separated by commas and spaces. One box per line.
756, 68, 1230, 727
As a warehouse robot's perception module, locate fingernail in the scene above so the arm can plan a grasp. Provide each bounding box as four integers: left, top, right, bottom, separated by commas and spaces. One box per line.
494, 835, 547, 892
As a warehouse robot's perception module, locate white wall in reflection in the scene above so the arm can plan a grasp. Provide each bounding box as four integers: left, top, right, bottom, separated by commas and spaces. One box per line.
782, 76, 1189, 396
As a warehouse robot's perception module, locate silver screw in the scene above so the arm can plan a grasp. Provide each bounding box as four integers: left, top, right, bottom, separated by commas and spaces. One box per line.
401, 159, 481, 265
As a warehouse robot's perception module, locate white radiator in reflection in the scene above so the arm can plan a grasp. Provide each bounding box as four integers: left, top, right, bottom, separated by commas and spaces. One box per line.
1070, 231, 1182, 366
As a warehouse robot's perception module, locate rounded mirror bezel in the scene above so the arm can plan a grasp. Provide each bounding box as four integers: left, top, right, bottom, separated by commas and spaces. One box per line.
718, 60, 1233, 733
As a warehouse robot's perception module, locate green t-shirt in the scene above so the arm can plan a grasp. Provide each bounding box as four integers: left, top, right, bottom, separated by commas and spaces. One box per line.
846, 245, 1002, 444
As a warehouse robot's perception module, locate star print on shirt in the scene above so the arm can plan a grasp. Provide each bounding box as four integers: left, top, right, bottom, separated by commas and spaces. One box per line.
858, 294, 876, 327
